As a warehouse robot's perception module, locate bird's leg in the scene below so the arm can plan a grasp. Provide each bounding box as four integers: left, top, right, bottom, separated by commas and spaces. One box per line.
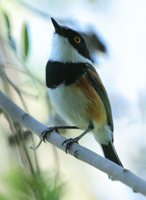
62, 121, 94, 153
31, 125, 79, 150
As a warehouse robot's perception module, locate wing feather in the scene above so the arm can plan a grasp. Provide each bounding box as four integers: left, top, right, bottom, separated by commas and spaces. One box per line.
86, 64, 114, 132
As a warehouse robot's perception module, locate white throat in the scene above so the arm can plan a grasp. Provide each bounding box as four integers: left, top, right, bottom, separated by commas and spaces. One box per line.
49, 34, 92, 64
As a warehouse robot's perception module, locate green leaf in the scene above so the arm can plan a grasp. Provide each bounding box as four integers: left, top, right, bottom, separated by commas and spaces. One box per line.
0, 108, 3, 114
2, 12, 16, 50
22, 23, 30, 59
3, 13, 11, 31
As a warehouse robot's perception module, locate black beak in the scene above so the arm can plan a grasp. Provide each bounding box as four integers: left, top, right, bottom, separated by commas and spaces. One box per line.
51, 18, 62, 34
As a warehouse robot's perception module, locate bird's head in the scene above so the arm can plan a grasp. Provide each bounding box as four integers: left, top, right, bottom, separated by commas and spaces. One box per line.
49, 18, 92, 64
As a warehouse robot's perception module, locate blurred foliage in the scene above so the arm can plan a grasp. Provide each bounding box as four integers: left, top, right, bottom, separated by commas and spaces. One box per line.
0, 108, 3, 114
2, 11, 30, 57
0, 168, 63, 200
0, 194, 8, 200
22, 23, 30, 60
0, 4, 62, 200
0, 21, 41, 187
2, 12, 16, 50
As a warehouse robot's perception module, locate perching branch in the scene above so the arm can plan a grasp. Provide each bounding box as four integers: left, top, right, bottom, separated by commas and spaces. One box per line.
0, 90, 146, 196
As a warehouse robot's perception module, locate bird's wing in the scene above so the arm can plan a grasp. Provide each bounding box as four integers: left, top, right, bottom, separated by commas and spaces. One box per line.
86, 64, 114, 132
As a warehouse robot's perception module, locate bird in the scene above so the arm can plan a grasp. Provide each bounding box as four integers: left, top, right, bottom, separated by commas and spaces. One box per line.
45, 18, 123, 167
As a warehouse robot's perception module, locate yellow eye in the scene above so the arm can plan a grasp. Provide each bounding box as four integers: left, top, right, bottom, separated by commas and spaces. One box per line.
74, 36, 81, 43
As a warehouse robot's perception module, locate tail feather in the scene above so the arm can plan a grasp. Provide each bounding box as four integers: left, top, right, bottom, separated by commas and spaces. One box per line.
101, 142, 123, 167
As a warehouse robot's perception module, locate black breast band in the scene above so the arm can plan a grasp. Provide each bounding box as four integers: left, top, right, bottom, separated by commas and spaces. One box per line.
46, 61, 86, 88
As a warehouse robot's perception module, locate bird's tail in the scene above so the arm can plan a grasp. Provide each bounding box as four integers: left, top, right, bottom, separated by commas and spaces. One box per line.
101, 142, 123, 167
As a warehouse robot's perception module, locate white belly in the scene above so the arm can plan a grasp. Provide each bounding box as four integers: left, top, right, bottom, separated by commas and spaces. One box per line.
48, 84, 89, 129
48, 85, 113, 144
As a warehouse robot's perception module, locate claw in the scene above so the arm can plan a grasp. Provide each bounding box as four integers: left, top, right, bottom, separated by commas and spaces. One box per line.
62, 137, 79, 153
62, 121, 93, 153
41, 127, 59, 142
31, 127, 59, 150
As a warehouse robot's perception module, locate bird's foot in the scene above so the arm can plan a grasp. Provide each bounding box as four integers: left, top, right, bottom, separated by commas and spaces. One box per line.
41, 127, 59, 142
62, 137, 80, 153
31, 125, 79, 150
31, 126, 59, 150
